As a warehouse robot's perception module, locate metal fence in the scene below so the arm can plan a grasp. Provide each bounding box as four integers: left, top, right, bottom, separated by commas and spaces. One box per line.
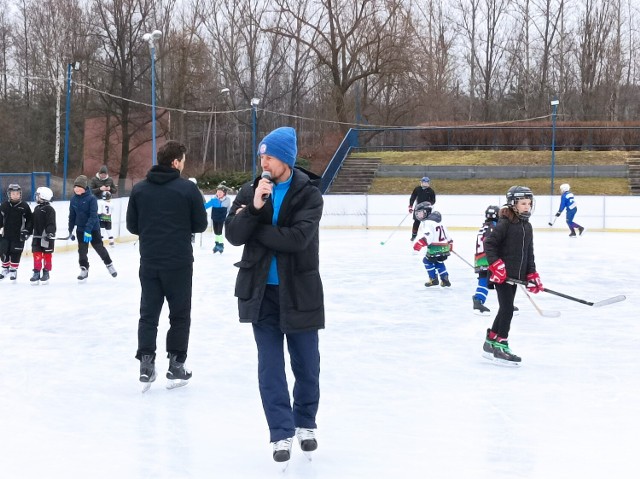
0, 172, 51, 202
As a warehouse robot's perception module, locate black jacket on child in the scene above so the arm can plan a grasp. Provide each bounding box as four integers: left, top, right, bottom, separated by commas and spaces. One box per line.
0, 200, 33, 241
483, 212, 536, 282
32, 202, 57, 252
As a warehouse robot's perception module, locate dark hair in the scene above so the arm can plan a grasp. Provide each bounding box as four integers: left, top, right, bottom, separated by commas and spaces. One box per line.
157, 140, 187, 167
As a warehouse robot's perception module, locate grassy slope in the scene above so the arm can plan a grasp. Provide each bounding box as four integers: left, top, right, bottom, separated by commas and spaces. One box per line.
352, 150, 636, 195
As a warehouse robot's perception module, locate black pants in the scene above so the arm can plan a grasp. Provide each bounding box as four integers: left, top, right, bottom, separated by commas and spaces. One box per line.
136, 263, 193, 364
492, 282, 517, 338
76, 229, 112, 269
212, 221, 224, 235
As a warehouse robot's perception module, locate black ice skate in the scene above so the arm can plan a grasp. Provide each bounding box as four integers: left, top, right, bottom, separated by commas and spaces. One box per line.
578, 226, 585, 236
425, 277, 439, 287
272, 437, 293, 465
296, 427, 318, 460
166, 354, 192, 389
440, 275, 451, 287
140, 355, 157, 393
40, 269, 50, 285
473, 297, 491, 315
492, 339, 521, 366
30, 269, 41, 286
482, 329, 496, 360
410, 233, 417, 241
106, 263, 117, 277
77, 266, 88, 283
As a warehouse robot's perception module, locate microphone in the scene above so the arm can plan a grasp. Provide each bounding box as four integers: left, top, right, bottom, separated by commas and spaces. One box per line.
261, 171, 272, 201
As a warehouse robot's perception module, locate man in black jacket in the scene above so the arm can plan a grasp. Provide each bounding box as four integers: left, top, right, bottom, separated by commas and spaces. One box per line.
126, 140, 208, 390
89, 165, 118, 198
226, 127, 324, 464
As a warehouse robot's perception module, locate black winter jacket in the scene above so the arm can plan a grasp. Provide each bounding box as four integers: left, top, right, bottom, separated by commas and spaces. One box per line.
483, 212, 536, 281
90, 174, 118, 198
126, 165, 208, 269
409, 186, 436, 207
0, 200, 33, 240
225, 167, 325, 333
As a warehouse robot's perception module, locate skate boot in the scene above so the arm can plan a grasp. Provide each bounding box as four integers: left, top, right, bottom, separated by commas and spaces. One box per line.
296, 427, 318, 454
166, 354, 192, 389
440, 275, 451, 287
410, 233, 417, 241
77, 266, 88, 282
40, 269, 50, 285
424, 277, 439, 287
473, 297, 491, 315
492, 337, 522, 366
218, 243, 224, 254
140, 355, 157, 392
109, 239, 115, 247
106, 263, 117, 277
578, 226, 585, 236
569, 229, 576, 237
513, 305, 520, 316
0, 267, 8, 280
272, 437, 293, 463
8, 269, 17, 282
482, 329, 497, 359
30, 269, 41, 285
212, 242, 222, 254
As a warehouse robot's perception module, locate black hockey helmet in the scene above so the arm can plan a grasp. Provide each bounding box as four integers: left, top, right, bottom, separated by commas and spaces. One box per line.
485, 205, 499, 221
427, 211, 442, 223
101, 191, 112, 200
7, 183, 21, 202
506, 185, 534, 219
414, 201, 433, 221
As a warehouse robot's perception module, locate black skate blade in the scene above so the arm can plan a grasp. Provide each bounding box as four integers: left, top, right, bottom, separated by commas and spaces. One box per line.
593, 295, 626, 308
166, 379, 189, 390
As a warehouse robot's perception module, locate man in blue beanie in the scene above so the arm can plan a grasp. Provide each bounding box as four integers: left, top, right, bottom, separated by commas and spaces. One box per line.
225, 126, 325, 465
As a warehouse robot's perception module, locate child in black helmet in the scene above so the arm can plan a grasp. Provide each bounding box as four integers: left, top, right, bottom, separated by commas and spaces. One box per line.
408, 177, 436, 241
0, 184, 33, 282
482, 186, 543, 365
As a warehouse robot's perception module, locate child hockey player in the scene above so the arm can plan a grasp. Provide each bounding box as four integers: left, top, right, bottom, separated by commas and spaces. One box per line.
30, 187, 56, 285
472, 205, 499, 314
98, 191, 115, 247
412, 205, 453, 287
553, 183, 584, 237
472, 205, 520, 316
68, 175, 117, 282
408, 177, 436, 240
0, 184, 33, 282
482, 186, 543, 365
204, 185, 231, 253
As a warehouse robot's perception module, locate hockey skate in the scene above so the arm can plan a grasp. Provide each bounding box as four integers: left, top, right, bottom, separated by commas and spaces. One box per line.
166, 354, 191, 389
440, 275, 451, 287
492, 339, 521, 366
8, 269, 17, 282
77, 266, 88, 283
109, 238, 115, 247
272, 437, 294, 467
425, 277, 439, 287
578, 226, 585, 236
0, 267, 8, 280
30, 269, 41, 286
212, 242, 224, 254
106, 263, 117, 277
482, 329, 496, 360
473, 297, 491, 315
40, 269, 50, 285
296, 427, 318, 461
140, 355, 157, 393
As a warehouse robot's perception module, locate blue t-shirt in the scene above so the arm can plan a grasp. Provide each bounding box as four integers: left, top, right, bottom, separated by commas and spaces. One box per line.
266, 171, 294, 285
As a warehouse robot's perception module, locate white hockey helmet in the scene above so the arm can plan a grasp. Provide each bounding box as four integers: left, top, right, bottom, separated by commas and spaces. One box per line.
560, 183, 570, 193
36, 186, 54, 202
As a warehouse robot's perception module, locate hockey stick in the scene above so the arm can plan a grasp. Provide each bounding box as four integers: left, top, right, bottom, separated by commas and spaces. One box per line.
32, 234, 73, 241
548, 216, 558, 227
451, 250, 475, 269
379, 213, 410, 245
517, 284, 561, 318
508, 278, 626, 308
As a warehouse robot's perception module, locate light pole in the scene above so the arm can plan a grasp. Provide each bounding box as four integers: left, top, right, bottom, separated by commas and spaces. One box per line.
143, 30, 162, 165
550, 97, 559, 198
251, 97, 260, 178
202, 88, 230, 173
62, 61, 80, 200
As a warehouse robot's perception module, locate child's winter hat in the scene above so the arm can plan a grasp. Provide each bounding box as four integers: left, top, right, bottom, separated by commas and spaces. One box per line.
258, 127, 297, 168
74, 175, 88, 189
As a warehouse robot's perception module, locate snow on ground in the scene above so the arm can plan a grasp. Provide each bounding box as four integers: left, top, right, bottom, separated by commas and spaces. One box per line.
0, 228, 638, 478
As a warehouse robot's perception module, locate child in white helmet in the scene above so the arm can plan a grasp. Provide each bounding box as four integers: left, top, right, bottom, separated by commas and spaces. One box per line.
554, 183, 584, 237
30, 187, 56, 285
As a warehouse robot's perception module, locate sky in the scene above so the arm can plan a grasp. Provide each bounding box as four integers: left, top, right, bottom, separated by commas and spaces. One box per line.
0, 227, 638, 479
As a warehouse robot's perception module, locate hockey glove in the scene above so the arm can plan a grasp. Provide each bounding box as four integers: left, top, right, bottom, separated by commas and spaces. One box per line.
408, 206, 414, 213
488, 259, 507, 284
448, 240, 454, 252
47, 232, 56, 239
20, 230, 30, 241
555, 212, 561, 217
83, 231, 92, 243
526, 272, 544, 294
413, 238, 427, 252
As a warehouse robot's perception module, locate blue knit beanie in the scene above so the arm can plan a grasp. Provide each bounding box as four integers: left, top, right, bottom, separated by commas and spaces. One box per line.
258, 127, 297, 168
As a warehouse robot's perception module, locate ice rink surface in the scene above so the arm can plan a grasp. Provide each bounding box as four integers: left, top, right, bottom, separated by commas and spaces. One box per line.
1, 227, 638, 478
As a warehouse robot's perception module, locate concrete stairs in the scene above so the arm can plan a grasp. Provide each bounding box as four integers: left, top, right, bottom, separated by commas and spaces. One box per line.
628, 157, 640, 195
328, 156, 382, 194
